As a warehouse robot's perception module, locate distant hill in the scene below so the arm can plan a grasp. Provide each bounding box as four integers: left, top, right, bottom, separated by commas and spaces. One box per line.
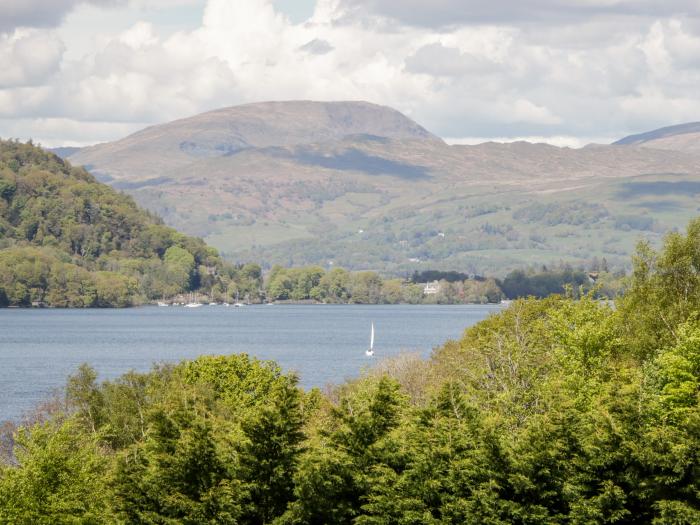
0, 140, 260, 307
49, 146, 83, 159
614, 122, 700, 145
70, 101, 441, 179
64, 103, 700, 274
614, 122, 700, 154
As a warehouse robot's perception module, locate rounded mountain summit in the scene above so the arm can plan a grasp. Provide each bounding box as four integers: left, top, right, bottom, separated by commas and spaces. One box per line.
71, 101, 442, 175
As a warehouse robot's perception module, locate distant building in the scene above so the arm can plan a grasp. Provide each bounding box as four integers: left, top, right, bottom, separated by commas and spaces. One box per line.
423, 280, 440, 295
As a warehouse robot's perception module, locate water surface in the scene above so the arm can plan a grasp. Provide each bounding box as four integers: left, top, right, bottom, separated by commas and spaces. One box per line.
0, 304, 500, 422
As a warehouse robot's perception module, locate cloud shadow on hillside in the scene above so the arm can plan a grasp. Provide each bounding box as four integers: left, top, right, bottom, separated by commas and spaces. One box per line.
616, 179, 700, 198
296, 148, 431, 180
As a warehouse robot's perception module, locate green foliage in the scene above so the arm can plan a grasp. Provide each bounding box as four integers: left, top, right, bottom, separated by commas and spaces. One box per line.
614, 214, 656, 231
410, 270, 472, 283
498, 266, 591, 299
619, 218, 700, 356
238, 378, 305, 523
0, 140, 257, 307
163, 245, 196, 291
513, 201, 608, 226
0, 419, 111, 524
177, 354, 287, 413
281, 377, 407, 524
111, 409, 243, 524
56, 355, 305, 524
265, 265, 504, 304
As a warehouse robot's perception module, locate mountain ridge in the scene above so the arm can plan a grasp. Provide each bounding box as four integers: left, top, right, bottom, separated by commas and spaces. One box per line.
63, 102, 700, 274
614, 122, 700, 146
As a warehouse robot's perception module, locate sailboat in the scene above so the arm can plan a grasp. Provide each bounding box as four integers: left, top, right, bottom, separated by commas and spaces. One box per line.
365, 322, 375, 357
184, 292, 202, 308
233, 290, 245, 307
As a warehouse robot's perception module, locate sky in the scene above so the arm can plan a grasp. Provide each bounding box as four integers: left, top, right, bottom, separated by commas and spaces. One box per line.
1, 0, 700, 147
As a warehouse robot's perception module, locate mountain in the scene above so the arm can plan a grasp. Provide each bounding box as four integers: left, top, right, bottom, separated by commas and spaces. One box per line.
65, 103, 700, 274
71, 101, 441, 179
613, 122, 700, 154
0, 140, 261, 307
49, 146, 83, 158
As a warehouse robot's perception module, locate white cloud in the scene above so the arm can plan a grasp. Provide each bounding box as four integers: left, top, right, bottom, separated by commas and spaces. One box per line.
0, 0, 203, 33
0, 29, 65, 88
0, 117, 146, 146
405, 42, 503, 77
3, 0, 700, 146
337, 0, 700, 28
0, 0, 125, 33
445, 135, 616, 148
118, 21, 158, 48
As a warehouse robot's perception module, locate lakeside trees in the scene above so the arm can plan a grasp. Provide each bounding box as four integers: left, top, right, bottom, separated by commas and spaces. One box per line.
0, 140, 262, 307
261, 264, 623, 304
262, 264, 505, 304
1, 219, 699, 523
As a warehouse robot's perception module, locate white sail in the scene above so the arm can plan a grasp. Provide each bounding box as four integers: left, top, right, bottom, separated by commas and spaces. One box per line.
365, 322, 375, 356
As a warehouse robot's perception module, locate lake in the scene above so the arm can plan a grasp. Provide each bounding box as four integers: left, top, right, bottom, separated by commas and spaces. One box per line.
0, 304, 501, 422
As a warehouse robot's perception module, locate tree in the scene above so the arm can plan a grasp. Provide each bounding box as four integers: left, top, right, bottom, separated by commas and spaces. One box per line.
266, 269, 293, 301
112, 408, 243, 524
0, 419, 112, 524
350, 272, 383, 304
381, 279, 404, 304
66, 364, 105, 435
239, 377, 305, 523
164, 245, 196, 292
283, 377, 406, 524
319, 267, 350, 302
620, 218, 700, 358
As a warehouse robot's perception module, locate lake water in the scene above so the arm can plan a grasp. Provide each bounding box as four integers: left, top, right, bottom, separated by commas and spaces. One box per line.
0, 304, 501, 423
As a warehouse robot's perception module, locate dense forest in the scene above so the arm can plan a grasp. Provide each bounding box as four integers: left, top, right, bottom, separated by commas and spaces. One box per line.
497, 264, 624, 300
0, 140, 261, 307
1, 219, 698, 523
262, 265, 622, 304
263, 265, 504, 304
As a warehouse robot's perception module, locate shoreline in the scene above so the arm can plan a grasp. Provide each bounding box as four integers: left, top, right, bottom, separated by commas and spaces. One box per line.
1, 301, 506, 310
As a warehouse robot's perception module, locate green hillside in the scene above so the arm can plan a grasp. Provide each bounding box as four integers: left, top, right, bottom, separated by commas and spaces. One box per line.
0, 140, 260, 307
64, 102, 700, 275
238, 173, 700, 275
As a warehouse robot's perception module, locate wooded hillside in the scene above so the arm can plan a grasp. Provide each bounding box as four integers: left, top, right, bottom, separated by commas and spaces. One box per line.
0, 140, 260, 306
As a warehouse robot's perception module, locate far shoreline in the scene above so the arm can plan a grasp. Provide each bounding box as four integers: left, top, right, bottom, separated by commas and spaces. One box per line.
1, 301, 507, 310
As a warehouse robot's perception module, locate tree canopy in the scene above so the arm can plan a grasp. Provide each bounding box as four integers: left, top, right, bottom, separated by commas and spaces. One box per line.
0, 140, 261, 306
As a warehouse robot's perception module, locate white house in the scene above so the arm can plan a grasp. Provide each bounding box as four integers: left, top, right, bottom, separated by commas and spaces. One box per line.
423, 280, 440, 295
